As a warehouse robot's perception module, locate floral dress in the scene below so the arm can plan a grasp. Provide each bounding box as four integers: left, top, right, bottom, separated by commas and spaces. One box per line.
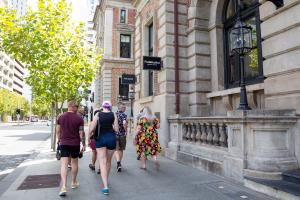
136, 117, 161, 158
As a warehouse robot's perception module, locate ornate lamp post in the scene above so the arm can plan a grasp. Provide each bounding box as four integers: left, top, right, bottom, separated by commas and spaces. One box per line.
229, 16, 253, 110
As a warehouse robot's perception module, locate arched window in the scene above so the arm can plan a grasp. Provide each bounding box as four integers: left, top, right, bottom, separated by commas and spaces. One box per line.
223, 0, 263, 88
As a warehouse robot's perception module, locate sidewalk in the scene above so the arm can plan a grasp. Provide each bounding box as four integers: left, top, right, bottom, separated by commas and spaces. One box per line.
0, 138, 276, 200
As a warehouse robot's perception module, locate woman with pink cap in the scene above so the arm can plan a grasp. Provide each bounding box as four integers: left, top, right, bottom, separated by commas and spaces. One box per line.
88, 101, 118, 195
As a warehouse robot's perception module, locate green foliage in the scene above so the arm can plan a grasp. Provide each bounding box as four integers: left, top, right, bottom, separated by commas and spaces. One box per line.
0, 88, 29, 121
31, 97, 51, 117
0, 0, 101, 107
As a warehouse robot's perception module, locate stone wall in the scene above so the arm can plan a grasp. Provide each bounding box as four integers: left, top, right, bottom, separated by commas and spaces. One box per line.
187, 0, 212, 116
133, 0, 190, 148
165, 0, 300, 182
259, 0, 300, 165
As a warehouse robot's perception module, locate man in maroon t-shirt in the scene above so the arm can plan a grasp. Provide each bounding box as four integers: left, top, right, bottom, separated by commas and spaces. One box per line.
56, 100, 85, 196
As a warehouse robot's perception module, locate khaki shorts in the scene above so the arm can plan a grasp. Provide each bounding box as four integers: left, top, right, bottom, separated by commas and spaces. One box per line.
116, 135, 126, 150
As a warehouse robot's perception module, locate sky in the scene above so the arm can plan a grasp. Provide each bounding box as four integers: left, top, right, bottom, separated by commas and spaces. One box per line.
27, 0, 89, 23
69, 0, 89, 23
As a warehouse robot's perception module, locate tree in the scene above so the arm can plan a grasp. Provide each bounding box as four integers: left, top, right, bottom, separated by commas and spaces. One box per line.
32, 97, 51, 118
0, 88, 29, 122
0, 0, 101, 148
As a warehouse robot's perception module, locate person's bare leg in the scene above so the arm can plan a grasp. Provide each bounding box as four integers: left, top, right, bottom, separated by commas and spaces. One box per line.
152, 155, 159, 170
140, 154, 146, 169
92, 150, 97, 166
115, 150, 123, 162
106, 150, 115, 176
60, 157, 69, 188
97, 148, 108, 188
71, 158, 78, 185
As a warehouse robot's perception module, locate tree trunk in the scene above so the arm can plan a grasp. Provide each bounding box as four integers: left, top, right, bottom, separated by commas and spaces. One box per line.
50, 102, 55, 150
59, 102, 64, 114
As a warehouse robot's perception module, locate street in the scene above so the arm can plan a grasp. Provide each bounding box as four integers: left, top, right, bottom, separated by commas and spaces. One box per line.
0, 123, 51, 180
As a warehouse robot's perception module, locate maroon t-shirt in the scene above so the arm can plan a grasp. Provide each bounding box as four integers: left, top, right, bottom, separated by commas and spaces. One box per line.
57, 112, 84, 146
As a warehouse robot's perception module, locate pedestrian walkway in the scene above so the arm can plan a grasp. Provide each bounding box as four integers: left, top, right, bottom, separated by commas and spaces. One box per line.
0, 138, 275, 200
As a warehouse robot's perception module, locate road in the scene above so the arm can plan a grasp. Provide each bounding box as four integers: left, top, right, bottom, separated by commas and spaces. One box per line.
0, 123, 51, 180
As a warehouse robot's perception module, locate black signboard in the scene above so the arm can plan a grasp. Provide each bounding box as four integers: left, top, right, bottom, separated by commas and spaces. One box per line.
143, 56, 162, 70
121, 74, 136, 85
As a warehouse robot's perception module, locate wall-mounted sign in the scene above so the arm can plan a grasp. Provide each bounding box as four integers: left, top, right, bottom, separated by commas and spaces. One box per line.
121, 74, 136, 85
143, 56, 162, 70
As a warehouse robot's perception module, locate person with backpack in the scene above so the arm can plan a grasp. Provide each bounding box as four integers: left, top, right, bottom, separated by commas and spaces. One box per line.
114, 102, 128, 172
88, 101, 118, 195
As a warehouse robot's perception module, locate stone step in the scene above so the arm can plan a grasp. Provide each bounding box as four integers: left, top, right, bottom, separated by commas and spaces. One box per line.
283, 170, 300, 185
245, 177, 300, 200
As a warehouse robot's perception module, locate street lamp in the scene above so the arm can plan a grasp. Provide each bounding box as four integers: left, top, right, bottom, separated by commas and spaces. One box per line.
128, 91, 135, 118
229, 16, 252, 110
128, 90, 135, 135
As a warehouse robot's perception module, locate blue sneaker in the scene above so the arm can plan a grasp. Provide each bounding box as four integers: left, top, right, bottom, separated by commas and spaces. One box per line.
101, 188, 109, 195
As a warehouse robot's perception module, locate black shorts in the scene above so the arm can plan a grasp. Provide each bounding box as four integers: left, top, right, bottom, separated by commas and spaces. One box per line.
60, 145, 80, 159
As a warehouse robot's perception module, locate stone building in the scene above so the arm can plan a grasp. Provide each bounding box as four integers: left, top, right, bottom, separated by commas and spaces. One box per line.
93, 0, 136, 112
133, 0, 300, 197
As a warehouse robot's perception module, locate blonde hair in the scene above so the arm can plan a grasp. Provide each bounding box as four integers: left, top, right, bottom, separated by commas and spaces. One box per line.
141, 106, 155, 121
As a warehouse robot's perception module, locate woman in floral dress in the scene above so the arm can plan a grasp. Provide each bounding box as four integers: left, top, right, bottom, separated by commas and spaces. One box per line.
134, 107, 161, 169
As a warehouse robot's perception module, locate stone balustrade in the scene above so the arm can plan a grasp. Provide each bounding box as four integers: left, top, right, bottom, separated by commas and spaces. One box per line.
167, 111, 299, 182
180, 118, 228, 147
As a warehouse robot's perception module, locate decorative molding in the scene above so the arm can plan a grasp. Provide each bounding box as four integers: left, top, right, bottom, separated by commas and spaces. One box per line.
207, 83, 264, 98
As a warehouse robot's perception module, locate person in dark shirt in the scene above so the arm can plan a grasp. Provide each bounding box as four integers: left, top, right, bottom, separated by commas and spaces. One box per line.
88, 101, 118, 195
56, 100, 85, 197
114, 102, 127, 172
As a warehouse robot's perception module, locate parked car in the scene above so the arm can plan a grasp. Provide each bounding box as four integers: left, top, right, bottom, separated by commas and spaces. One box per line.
30, 115, 39, 122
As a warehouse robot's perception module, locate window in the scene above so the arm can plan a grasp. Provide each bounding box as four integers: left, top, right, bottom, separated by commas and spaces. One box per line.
119, 77, 129, 100
148, 23, 154, 96
120, 9, 126, 24
223, 0, 263, 88
120, 34, 131, 58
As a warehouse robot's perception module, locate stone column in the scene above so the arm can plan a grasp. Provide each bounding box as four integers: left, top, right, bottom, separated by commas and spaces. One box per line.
187, 0, 212, 116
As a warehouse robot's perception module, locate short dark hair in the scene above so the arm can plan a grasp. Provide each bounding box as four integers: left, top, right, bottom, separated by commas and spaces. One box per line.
68, 100, 77, 108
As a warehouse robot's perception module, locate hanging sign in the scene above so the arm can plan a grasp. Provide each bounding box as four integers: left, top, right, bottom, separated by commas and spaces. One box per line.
143, 56, 162, 70
121, 74, 136, 85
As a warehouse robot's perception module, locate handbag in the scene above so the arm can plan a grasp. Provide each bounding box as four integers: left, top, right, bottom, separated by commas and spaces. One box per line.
56, 143, 61, 160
